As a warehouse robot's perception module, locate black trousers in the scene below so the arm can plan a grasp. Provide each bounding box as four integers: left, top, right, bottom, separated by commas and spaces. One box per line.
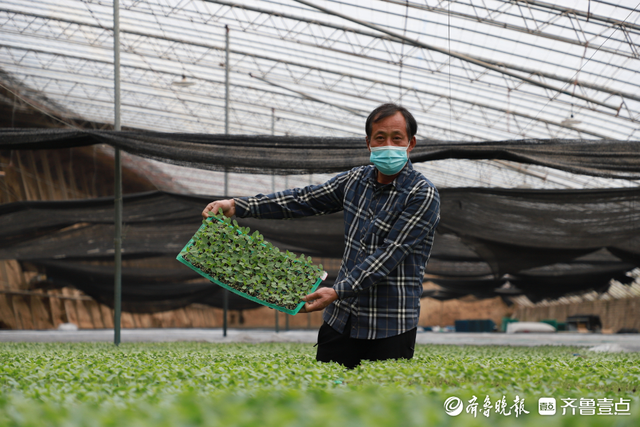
316, 317, 417, 369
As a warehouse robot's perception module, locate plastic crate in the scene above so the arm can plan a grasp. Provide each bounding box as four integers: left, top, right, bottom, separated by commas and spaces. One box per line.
455, 320, 469, 332
540, 319, 558, 329
177, 217, 325, 315
455, 319, 495, 333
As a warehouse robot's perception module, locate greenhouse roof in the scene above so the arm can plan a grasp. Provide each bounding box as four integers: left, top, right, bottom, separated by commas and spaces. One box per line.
1, 0, 639, 192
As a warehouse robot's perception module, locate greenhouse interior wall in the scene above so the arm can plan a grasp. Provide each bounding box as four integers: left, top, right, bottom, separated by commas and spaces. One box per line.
0, 145, 329, 330
0, 144, 517, 332
1, 140, 639, 332
1, 68, 638, 334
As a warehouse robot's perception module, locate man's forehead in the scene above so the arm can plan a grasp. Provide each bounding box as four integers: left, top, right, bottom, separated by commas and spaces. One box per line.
371, 112, 407, 132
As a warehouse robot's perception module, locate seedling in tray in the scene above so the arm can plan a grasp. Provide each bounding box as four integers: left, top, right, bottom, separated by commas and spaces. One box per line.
177, 210, 325, 314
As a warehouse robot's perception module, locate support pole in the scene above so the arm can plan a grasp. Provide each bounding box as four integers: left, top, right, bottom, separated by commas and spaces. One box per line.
222, 288, 228, 337
271, 108, 276, 196
113, 0, 122, 346
271, 107, 278, 333
222, 24, 230, 338
224, 24, 230, 197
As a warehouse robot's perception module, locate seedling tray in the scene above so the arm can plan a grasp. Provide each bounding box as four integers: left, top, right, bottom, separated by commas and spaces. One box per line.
177, 216, 325, 315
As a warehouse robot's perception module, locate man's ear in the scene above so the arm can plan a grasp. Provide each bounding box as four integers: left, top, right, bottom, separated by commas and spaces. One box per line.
365, 136, 371, 152
407, 135, 417, 154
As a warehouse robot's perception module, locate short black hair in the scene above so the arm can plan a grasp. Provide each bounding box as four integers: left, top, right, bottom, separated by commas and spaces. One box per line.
365, 103, 418, 140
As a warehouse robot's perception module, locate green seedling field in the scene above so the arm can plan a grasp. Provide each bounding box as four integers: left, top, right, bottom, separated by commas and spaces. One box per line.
1, 342, 638, 427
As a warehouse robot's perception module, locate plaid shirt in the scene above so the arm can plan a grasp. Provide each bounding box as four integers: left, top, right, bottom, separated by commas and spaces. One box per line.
234, 161, 440, 339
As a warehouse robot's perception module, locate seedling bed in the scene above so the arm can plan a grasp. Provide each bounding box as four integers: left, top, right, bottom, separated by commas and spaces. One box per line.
177, 214, 325, 315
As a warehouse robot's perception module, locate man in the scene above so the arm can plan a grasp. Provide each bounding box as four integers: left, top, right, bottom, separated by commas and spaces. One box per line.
202, 103, 440, 368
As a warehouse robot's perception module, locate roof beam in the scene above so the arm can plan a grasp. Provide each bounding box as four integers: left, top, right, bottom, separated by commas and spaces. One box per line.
378, 0, 638, 60
4, 6, 639, 104
1, 41, 613, 138
0, 61, 366, 133
291, 0, 621, 111
249, 73, 367, 118
197, 1, 640, 101
248, 73, 492, 140
515, 0, 640, 32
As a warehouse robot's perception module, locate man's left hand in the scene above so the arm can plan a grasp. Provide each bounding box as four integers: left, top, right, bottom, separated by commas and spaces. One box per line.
300, 288, 338, 313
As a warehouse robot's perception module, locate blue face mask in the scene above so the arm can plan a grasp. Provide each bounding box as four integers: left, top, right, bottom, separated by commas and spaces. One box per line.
369, 145, 409, 176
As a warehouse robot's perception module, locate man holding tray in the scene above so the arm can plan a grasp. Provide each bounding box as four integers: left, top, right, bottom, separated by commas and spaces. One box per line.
203, 103, 440, 369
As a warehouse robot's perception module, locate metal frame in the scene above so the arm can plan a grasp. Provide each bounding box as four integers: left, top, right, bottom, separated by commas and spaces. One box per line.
1, 0, 638, 143
2, 0, 639, 344
113, 0, 122, 346
1, 0, 638, 197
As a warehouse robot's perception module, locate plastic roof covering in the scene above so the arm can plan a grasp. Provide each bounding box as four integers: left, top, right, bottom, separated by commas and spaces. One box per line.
1, 0, 640, 194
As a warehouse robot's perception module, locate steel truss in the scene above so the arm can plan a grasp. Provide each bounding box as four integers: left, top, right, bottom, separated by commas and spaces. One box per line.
2, 3, 633, 139
1, 0, 639, 191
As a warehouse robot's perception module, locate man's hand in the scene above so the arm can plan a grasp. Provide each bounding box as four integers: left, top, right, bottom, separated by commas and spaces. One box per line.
202, 199, 236, 219
300, 288, 338, 313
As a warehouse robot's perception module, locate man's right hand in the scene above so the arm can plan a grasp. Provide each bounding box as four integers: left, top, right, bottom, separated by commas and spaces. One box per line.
202, 199, 236, 219
300, 288, 339, 313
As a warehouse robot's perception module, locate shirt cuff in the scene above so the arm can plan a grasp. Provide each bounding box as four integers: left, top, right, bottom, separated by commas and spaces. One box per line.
333, 277, 357, 300
233, 197, 250, 218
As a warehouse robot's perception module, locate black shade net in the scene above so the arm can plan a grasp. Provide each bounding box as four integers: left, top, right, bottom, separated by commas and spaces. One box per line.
426, 249, 636, 302
509, 262, 635, 302
1, 129, 640, 178
0, 192, 340, 260
1, 188, 638, 309
439, 187, 640, 277
28, 258, 339, 313
30, 259, 233, 313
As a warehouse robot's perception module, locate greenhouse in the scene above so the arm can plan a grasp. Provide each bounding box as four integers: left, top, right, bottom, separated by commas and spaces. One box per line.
0, 1, 639, 425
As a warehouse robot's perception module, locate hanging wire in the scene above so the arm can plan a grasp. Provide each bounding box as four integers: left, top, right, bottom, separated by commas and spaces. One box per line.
398, 0, 409, 104
0, 81, 81, 130
521, 1, 640, 134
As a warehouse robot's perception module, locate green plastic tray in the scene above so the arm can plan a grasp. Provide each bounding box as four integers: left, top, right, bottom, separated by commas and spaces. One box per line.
176, 217, 325, 315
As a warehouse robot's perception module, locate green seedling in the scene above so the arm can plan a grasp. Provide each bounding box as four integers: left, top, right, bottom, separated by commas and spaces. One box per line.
181, 209, 324, 310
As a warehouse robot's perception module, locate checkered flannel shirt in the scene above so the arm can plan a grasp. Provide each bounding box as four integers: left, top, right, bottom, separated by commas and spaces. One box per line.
234, 161, 440, 339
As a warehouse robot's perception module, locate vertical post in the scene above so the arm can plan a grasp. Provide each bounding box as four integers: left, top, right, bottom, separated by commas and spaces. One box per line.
222, 290, 228, 337
113, 0, 122, 346
285, 313, 289, 331
271, 108, 276, 195
224, 24, 230, 197
222, 25, 230, 338
271, 107, 278, 333
271, 107, 275, 135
